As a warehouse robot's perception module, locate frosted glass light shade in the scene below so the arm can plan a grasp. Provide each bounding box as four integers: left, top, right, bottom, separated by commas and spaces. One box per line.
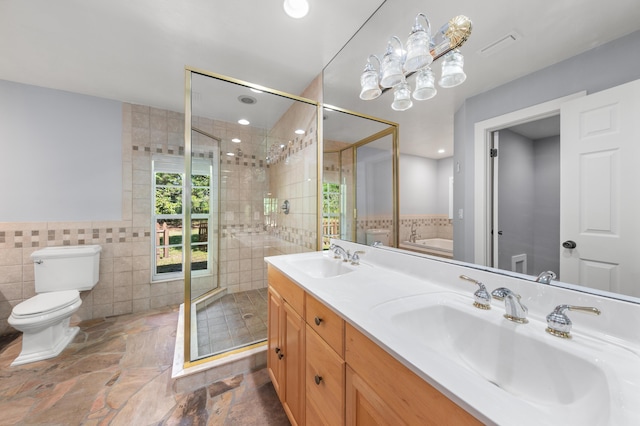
439, 49, 466, 88
360, 69, 382, 100
413, 67, 437, 100
391, 82, 413, 111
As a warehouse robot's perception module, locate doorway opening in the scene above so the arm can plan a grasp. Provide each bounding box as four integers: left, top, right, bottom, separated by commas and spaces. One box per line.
489, 116, 560, 278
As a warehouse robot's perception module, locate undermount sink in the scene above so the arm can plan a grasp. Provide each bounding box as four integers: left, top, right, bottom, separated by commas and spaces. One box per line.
287, 256, 358, 279
373, 292, 639, 425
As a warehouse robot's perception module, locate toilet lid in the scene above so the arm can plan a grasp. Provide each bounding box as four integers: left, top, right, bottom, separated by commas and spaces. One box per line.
12, 290, 80, 318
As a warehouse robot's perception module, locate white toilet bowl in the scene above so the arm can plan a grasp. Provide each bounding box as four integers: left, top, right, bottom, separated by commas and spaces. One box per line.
8, 244, 101, 366
8, 290, 82, 366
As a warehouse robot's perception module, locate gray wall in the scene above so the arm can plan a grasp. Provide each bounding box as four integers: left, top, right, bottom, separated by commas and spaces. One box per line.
0, 79, 122, 222
532, 135, 560, 276
453, 30, 640, 262
496, 131, 560, 276
497, 130, 535, 272
399, 154, 452, 215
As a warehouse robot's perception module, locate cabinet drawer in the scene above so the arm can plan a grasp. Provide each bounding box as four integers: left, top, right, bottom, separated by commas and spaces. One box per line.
306, 325, 345, 426
268, 265, 304, 315
305, 293, 345, 356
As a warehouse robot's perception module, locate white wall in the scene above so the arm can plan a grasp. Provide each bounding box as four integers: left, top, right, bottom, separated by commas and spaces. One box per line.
0, 79, 122, 222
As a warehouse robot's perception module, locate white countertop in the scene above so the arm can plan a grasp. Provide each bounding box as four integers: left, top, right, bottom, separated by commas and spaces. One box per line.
265, 239, 640, 426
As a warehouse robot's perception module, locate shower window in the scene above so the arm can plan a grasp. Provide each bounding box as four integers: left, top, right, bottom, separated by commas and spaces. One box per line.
152, 155, 213, 281
322, 182, 341, 249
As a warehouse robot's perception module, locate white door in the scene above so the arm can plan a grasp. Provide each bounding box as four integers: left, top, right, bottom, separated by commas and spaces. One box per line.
560, 79, 640, 297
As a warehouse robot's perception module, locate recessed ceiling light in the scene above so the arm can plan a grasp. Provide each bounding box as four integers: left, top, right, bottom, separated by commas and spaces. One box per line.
438, 149, 445, 154
238, 119, 250, 125
232, 138, 241, 143
295, 129, 305, 135
283, 0, 309, 18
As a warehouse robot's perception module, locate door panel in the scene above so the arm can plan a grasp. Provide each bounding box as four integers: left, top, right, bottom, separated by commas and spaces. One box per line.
560, 79, 640, 296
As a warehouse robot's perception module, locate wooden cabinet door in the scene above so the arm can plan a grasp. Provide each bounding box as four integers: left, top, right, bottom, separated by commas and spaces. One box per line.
346, 366, 406, 426
306, 325, 345, 426
283, 300, 305, 426
267, 287, 284, 397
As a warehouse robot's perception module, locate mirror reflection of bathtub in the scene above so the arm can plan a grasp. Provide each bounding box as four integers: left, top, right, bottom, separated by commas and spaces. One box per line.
400, 238, 453, 259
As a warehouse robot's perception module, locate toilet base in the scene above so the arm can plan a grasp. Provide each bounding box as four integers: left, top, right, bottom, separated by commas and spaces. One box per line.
10, 324, 79, 366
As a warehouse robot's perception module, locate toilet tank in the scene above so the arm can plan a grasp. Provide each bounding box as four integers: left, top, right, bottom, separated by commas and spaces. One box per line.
31, 245, 102, 292
366, 229, 391, 246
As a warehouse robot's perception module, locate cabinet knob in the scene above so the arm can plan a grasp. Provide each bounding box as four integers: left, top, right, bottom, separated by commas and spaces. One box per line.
274, 347, 280, 354
314, 316, 323, 326
278, 353, 284, 360
314, 375, 323, 385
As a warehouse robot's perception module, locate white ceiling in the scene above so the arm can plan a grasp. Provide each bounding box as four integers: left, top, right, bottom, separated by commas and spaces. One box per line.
1, 0, 639, 158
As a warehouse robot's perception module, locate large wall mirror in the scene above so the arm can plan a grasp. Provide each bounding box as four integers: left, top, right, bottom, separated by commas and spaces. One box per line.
322, 0, 640, 303
322, 106, 398, 249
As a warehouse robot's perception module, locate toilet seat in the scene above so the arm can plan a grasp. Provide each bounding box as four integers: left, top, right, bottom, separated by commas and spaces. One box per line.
12, 290, 80, 318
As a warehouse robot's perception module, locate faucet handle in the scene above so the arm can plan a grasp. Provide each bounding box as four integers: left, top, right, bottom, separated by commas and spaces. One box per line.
545, 304, 601, 339
490, 287, 510, 301
459, 275, 491, 310
536, 271, 557, 284
350, 250, 365, 265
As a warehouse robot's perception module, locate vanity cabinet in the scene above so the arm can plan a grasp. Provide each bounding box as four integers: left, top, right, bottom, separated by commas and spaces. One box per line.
345, 323, 481, 426
267, 267, 305, 426
267, 264, 479, 426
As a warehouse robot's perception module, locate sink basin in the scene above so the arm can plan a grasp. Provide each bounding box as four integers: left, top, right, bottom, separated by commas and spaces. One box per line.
287, 256, 357, 279
374, 292, 639, 425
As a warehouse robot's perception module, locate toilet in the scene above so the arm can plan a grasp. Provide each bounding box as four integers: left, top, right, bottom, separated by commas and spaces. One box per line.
365, 229, 391, 246
8, 245, 101, 366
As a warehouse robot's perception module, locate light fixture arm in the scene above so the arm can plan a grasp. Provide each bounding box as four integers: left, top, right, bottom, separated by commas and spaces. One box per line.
413, 13, 431, 39
365, 54, 380, 72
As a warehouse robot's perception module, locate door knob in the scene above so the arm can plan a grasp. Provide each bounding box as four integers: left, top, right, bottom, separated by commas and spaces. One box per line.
562, 240, 577, 249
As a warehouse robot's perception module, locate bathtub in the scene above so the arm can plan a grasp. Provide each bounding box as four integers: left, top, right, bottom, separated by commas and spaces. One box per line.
399, 238, 453, 258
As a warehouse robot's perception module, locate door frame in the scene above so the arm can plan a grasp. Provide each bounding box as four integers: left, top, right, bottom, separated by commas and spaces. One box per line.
472, 92, 586, 266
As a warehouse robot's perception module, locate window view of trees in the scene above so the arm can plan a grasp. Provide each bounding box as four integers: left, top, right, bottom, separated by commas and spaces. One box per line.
154, 165, 212, 279
322, 182, 341, 249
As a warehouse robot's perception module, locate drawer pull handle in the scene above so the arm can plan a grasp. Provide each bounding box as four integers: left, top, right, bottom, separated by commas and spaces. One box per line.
278, 353, 284, 360
314, 317, 323, 326
314, 375, 323, 385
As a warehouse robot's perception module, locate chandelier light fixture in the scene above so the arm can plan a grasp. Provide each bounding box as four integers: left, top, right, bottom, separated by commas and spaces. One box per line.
359, 14, 472, 111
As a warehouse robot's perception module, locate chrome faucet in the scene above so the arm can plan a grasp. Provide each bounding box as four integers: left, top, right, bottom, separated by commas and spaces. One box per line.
535, 271, 557, 284
545, 305, 601, 339
459, 275, 491, 310
409, 221, 417, 243
491, 288, 528, 323
329, 244, 350, 262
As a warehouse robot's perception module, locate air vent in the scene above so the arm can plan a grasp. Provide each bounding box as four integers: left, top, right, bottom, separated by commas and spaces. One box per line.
478, 31, 521, 57
238, 95, 257, 105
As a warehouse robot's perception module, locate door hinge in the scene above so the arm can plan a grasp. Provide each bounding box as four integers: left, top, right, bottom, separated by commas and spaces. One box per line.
490, 148, 498, 158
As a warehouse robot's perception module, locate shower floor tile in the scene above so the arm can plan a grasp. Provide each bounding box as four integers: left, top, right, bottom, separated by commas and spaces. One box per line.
196, 288, 268, 358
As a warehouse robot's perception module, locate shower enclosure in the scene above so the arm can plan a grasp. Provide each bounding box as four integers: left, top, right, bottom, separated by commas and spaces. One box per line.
183, 68, 321, 365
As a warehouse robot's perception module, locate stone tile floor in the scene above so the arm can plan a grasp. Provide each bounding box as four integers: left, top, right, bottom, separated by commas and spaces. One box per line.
0, 305, 290, 425
196, 289, 268, 358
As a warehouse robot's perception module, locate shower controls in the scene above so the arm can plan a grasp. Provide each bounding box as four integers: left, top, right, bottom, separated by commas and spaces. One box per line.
281, 200, 290, 214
